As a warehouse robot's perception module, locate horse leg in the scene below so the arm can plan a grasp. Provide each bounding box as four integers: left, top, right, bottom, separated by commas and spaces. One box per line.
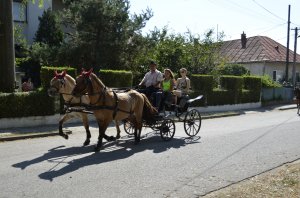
96, 120, 116, 141
81, 113, 91, 146
115, 120, 121, 139
58, 114, 70, 139
95, 120, 109, 152
132, 119, 140, 144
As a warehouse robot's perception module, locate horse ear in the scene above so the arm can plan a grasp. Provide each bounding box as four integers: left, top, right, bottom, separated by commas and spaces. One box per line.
62, 70, 66, 77
54, 70, 58, 78
86, 68, 93, 76
80, 68, 86, 76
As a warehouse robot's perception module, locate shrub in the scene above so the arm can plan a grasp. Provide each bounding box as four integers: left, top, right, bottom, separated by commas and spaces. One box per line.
217, 63, 250, 76
220, 75, 243, 90
40, 66, 77, 89
261, 75, 282, 88
190, 74, 214, 92
99, 70, 133, 88
0, 89, 55, 118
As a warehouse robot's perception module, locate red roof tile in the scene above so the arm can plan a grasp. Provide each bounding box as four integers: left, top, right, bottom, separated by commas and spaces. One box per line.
218, 36, 300, 63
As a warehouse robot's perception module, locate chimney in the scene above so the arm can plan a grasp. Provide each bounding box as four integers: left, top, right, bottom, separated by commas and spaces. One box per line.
241, 31, 247, 49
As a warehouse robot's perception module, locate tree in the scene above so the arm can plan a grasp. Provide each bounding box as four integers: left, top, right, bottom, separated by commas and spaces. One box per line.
35, 8, 63, 46
0, 0, 44, 93
59, 0, 153, 71
0, 0, 15, 92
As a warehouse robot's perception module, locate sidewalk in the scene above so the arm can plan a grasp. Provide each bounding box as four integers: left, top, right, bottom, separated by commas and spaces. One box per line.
0, 103, 297, 142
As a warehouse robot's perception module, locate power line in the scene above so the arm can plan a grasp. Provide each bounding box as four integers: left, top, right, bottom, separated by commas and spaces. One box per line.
251, 0, 286, 22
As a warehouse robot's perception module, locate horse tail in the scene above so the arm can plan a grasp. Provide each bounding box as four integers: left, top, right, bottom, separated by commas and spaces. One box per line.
141, 93, 157, 121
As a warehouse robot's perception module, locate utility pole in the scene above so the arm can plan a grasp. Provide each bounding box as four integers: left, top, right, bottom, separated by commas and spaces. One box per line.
292, 27, 298, 87
285, 5, 291, 82
0, 0, 15, 92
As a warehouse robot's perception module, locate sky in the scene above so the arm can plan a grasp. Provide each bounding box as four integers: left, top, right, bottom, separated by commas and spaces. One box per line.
129, 0, 300, 51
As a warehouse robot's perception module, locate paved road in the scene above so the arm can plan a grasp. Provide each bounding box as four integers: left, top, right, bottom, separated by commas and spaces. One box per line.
0, 108, 299, 198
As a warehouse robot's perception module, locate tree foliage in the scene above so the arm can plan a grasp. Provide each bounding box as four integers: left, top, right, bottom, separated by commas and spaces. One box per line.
35, 8, 63, 46
59, 0, 153, 71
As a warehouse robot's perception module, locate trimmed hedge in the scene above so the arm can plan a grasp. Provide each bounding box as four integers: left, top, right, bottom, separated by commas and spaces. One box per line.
243, 76, 262, 91
99, 70, 133, 88
0, 89, 55, 118
190, 74, 214, 92
40, 66, 77, 89
220, 75, 243, 91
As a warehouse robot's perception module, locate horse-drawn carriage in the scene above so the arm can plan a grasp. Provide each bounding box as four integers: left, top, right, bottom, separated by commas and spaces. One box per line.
49, 69, 203, 151
123, 94, 203, 141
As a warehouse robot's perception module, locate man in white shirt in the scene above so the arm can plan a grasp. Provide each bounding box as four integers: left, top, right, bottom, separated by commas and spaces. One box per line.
138, 61, 163, 105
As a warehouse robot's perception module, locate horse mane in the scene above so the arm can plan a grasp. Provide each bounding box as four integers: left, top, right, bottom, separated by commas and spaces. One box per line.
90, 73, 109, 89
64, 74, 76, 85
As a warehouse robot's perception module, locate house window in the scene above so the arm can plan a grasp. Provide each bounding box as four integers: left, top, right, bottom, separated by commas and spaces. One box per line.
272, 70, 277, 81
13, 0, 27, 23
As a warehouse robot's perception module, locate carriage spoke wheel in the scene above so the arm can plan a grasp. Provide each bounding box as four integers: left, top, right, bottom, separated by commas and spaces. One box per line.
123, 120, 134, 135
159, 118, 175, 141
184, 109, 201, 137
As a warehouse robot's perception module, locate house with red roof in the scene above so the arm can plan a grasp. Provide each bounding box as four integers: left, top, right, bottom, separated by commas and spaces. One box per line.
218, 33, 300, 83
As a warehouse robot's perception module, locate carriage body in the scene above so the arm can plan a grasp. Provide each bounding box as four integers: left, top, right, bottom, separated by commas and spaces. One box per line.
123, 94, 203, 139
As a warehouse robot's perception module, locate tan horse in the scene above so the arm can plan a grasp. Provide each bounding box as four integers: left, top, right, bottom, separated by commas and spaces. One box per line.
71, 69, 157, 152
48, 71, 122, 146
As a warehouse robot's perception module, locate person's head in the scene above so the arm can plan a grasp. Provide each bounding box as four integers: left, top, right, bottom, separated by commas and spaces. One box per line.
164, 68, 174, 79
179, 68, 187, 77
149, 60, 157, 72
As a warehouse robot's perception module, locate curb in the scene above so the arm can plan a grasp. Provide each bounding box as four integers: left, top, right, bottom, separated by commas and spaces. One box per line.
0, 106, 294, 142
0, 131, 72, 142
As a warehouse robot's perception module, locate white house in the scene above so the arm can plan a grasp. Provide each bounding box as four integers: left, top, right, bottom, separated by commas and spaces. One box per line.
13, 0, 63, 44
218, 33, 300, 83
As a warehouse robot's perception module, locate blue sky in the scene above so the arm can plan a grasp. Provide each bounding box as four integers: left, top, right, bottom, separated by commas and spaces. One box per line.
129, 0, 300, 51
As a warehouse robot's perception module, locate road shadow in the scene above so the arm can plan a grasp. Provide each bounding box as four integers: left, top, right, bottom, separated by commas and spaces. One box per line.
12, 132, 201, 181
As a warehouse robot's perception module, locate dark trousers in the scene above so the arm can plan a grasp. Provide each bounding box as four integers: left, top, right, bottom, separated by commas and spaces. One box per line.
138, 86, 160, 107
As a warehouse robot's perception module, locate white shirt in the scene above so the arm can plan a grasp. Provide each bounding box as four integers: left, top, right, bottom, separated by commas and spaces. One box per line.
141, 69, 163, 87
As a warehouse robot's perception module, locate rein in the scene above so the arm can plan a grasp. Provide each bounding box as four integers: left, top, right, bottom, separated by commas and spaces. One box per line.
85, 77, 133, 118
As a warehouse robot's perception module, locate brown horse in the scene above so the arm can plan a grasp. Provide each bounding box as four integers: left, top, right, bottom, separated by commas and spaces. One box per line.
71, 69, 157, 152
294, 87, 300, 115
48, 71, 122, 146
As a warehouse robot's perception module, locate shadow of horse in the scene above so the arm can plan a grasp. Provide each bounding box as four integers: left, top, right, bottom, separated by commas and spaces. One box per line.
12, 134, 201, 181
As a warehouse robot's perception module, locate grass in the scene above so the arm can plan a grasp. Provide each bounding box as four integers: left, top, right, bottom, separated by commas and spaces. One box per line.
204, 160, 300, 198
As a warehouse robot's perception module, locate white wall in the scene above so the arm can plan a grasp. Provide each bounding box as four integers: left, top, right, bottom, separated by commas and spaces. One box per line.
14, 0, 52, 44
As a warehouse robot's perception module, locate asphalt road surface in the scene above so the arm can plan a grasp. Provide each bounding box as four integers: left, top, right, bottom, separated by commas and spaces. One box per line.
0, 108, 299, 198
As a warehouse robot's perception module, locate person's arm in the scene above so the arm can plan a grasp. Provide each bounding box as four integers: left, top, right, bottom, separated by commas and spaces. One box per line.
170, 79, 175, 92
187, 78, 191, 92
139, 73, 147, 86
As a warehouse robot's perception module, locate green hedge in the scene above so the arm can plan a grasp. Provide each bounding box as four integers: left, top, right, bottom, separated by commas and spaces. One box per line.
220, 75, 243, 91
40, 66, 77, 89
0, 89, 55, 118
190, 74, 214, 92
243, 76, 262, 91
99, 70, 133, 88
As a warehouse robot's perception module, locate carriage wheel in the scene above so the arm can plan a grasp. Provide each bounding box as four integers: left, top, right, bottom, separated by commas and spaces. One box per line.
123, 120, 135, 135
184, 109, 201, 137
159, 118, 175, 141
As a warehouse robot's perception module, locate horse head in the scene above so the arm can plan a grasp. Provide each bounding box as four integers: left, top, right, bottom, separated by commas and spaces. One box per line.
48, 70, 68, 97
72, 68, 93, 97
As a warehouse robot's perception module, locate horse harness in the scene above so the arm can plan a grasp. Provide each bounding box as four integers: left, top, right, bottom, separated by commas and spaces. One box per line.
86, 85, 133, 119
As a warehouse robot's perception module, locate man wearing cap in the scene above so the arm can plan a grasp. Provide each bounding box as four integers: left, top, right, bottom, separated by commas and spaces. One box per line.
138, 61, 163, 106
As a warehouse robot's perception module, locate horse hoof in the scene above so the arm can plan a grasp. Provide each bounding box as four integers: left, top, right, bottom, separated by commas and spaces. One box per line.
108, 136, 116, 141
83, 140, 90, 146
116, 135, 121, 139
94, 146, 101, 152
64, 134, 69, 140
